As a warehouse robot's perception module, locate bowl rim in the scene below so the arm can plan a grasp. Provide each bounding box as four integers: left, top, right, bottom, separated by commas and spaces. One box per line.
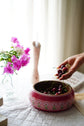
33, 80, 74, 97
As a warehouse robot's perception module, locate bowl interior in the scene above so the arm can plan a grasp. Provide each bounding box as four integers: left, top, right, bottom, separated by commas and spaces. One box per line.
33, 80, 71, 95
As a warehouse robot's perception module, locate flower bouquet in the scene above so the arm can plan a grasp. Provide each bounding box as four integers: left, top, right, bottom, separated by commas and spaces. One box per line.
0, 37, 30, 98
0, 37, 30, 74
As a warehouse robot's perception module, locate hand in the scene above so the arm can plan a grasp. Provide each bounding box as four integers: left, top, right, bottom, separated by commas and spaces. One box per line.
58, 53, 84, 80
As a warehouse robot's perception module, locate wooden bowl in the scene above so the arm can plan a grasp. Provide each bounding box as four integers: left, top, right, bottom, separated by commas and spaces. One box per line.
29, 80, 74, 112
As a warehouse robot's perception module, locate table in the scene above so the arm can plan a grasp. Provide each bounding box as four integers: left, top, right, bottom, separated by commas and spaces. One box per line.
0, 96, 84, 126
0, 72, 84, 126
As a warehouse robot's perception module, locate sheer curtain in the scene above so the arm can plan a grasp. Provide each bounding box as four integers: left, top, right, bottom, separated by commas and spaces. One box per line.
58, 0, 84, 73
0, 0, 84, 75
33, 0, 84, 74
0, 0, 33, 49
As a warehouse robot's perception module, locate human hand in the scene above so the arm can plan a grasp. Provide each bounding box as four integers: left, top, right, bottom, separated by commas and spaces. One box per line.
56, 53, 84, 80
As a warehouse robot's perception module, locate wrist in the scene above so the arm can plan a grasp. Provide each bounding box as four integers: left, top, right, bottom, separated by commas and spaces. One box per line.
79, 52, 84, 63
82, 52, 84, 62
80, 52, 84, 58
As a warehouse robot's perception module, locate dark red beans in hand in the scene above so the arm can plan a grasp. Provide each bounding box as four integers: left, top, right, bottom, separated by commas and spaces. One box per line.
62, 67, 68, 73
61, 64, 65, 69
56, 64, 70, 78
58, 73, 62, 78
58, 69, 62, 74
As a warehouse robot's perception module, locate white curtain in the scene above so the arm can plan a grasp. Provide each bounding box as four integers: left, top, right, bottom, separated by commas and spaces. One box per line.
0, 0, 33, 49
0, 0, 84, 75
33, 0, 84, 74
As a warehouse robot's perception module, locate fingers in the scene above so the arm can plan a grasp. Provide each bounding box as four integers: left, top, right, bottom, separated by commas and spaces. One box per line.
59, 62, 77, 80
58, 60, 68, 68
58, 59, 79, 80
59, 69, 73, 80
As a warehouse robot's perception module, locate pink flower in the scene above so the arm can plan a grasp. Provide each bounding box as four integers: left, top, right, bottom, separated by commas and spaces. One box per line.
24, 48, 30, 55
16, 43, 23, 49
20, 54, 30, 66
11, 55, 17, 62
11, 56, 21, 70
4, 62, 14, 74
11, 37, 19, 44
13, 60, 21, 70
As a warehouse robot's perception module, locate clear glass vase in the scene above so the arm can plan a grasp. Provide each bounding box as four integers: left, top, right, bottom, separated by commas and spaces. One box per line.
0, 74, 16, 99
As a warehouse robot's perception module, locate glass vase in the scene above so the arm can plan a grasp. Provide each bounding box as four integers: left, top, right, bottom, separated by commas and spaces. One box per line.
0, 74, 16, 99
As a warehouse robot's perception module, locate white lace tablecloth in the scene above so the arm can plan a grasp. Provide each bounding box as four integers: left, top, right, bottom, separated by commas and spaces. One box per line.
0, 97, 84, 126
0, 71, 84, 126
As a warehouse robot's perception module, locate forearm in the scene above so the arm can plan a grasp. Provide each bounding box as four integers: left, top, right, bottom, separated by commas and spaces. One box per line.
80, 52, 84, 62
77, 52, 84, 65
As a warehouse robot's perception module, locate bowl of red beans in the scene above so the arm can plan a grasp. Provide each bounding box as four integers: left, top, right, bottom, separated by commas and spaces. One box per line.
29, 80, 74, 112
